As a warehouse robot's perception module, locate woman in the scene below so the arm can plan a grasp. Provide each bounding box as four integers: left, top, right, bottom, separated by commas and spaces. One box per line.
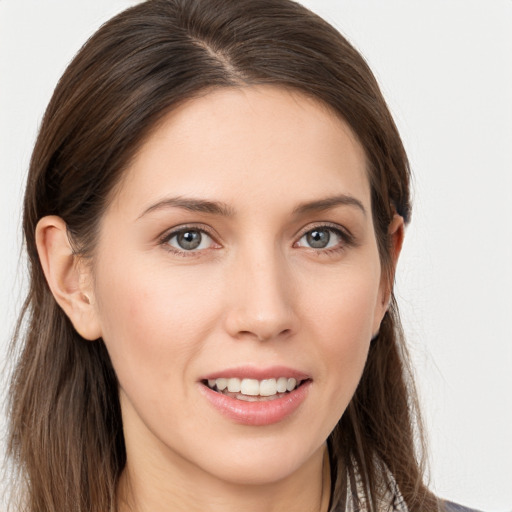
5, 0, 482, 511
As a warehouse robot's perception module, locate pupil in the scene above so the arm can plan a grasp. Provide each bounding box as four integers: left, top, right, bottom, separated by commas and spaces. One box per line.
177, 230, 202, 250
307, 229, 330, 249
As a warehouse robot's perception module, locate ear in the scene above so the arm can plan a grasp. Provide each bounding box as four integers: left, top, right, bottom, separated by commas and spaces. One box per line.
373, 213, 405, 335
35, 216, 102, 340
386, 213, 405, 281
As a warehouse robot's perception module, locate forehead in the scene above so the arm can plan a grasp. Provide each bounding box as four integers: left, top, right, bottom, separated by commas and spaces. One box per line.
110, 85, 370, 217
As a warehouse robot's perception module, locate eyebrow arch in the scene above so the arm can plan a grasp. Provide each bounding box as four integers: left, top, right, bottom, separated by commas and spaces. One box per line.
292, 194, 367, 217
138, 196, 235, 219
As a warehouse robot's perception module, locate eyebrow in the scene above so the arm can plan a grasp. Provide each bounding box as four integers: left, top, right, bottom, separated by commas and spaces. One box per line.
138, 193, 366, 220
138, 196, 235, 219
292, 194, 367, 217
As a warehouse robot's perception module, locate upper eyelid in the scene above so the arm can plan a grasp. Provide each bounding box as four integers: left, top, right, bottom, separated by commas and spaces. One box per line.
295, 222, 352, 239
159, 223, 219, 243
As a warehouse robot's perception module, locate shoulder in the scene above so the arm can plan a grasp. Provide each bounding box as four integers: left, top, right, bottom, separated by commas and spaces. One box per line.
329, 500, 484, 512
443, 501, 484, 512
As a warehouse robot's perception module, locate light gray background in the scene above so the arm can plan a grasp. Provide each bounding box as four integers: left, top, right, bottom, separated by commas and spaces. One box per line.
1, 1, 511, 510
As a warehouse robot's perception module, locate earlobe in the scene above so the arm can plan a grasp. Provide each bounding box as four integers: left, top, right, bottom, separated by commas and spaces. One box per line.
35, 216, 102, 341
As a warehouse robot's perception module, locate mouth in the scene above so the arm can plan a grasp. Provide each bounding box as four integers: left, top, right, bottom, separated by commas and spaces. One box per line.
201, 376, 309, 402
199, 367, 312, 425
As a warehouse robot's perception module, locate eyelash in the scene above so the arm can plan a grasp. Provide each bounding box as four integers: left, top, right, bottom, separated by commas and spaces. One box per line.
159, 224, 219, 257
294, 223, 355, 255
159, 223, 355, 257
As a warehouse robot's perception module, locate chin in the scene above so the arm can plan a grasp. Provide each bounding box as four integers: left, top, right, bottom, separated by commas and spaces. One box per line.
204, 459, 305, 487
187, 436, 323, 487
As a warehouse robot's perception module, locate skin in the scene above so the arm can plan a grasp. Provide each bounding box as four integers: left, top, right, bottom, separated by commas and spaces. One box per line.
36, 86, 403, 512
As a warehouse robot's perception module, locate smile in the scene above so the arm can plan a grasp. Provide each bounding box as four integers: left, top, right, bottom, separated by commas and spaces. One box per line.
199, 368, 312, 426
205, 377, 303, 401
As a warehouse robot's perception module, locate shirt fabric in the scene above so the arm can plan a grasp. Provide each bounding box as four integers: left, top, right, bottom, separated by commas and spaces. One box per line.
331, 461, 483, 512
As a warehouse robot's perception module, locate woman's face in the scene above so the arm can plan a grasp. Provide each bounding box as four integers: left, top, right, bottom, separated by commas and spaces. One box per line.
90, 86, 389, 487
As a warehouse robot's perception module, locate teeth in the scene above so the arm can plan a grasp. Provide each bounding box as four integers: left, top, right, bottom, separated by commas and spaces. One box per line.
216, 378, 228, 391
287, 378, 297, 392
227, 378, 241, 393
240, 378, 259, 396
259, 378, 277, 396
206, 377, 303, 397
276, 377, 287, 393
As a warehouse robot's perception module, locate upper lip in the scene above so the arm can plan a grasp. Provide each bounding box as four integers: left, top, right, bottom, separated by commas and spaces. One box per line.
200, 365, 310, 381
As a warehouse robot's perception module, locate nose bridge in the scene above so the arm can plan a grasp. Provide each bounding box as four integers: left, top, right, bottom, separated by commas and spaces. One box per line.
224, 240, 297, 341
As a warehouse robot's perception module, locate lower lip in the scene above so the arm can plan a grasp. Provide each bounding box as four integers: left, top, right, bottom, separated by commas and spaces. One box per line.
199, 381, 312, 426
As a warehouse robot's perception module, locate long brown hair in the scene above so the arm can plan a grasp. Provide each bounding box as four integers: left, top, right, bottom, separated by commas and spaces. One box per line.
7, 0, 440, 510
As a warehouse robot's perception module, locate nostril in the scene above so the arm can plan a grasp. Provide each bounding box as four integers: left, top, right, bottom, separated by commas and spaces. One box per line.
254, 328, 292, 342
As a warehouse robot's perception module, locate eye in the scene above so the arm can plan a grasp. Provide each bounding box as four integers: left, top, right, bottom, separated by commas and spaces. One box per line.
165, 228, 215, 252
296, 226, 346, 250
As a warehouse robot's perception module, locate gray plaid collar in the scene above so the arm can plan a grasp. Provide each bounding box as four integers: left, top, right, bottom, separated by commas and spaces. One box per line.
344, 462, 409, 512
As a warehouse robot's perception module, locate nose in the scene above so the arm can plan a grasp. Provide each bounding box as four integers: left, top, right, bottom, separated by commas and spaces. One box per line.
223, 247, 298, 342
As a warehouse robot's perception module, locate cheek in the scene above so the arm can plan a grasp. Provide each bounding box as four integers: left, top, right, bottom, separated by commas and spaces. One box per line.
306, 260, 382, 347
302, 264, 381, 422
92, 255, 224, 394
